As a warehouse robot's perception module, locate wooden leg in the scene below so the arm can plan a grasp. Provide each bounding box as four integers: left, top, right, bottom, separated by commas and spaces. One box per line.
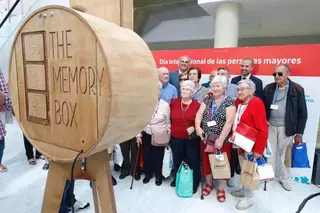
87, 150, 117, 213
41, 161, 70, 213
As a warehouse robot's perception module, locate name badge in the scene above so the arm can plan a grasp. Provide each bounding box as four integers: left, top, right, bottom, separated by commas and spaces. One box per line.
270, 104, 278, 110
207, 121, 216, 127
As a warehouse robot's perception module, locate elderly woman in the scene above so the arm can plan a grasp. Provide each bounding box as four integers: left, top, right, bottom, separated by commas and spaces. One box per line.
136, 82, 171, 186
170, 80, 200, 194
195, 75, 236, 202
231, 79, 268, 210
188, 67, 209, 103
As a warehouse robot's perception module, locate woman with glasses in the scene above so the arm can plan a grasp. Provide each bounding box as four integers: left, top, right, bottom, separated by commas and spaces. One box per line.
195, 75, 236, 202
230, 79, 268, 210
188, 67, 209, 103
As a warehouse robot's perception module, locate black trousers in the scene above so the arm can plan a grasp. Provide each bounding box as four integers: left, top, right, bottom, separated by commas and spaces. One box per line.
120, 138, 140, 175
230, 148, 241, 177
170, 136, 200, 190
142, 133, 165, 178
23, 134, 41, 160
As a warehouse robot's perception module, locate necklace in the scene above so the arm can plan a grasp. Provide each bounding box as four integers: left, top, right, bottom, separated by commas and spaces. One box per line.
180, 100, 191, 112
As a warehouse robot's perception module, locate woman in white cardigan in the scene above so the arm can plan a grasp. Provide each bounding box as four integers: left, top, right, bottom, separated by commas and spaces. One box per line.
136, 82, 171, 186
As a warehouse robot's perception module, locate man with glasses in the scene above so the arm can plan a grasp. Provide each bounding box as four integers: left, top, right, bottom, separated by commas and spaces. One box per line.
217, 67, 238, 99
231, 58, 263, 99
202, 70, 218, 89
169, 55, 190, 97
262, 64, 308, 191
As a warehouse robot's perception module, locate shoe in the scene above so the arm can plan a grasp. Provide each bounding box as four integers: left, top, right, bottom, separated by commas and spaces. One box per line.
119, 173, 129, 180
155, 177, 162, 186
170, 180, 176, 187
236, 199, 254, 210
280, 181, 292, 191
202, 184, 214, 196
231, 188, 245, 198
42, 163, 49, 170
114, 164, 120, 172
217, 189, 226, 202
112, 176, 117, 186
143, 176, 151, 184
135, 173, 141, 181
227, 178, 235, 187
0, 164, 7, 172
68, 200, 90, 212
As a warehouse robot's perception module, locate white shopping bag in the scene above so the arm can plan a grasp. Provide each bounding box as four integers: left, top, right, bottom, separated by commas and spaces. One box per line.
113, 144, 124, 167
258, 164, 275, 181
162, 146, 173, 178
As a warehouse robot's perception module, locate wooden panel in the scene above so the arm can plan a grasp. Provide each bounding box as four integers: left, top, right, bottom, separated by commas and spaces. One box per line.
26, 64, 46, 90
23, 33, 45, 62
28, 93, 47, 119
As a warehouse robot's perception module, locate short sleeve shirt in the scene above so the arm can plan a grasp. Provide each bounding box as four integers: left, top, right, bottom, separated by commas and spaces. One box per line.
202, 96, 235, 138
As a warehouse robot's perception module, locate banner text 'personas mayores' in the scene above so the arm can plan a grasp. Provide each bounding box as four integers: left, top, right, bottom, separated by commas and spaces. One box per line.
152, 44, 320, 76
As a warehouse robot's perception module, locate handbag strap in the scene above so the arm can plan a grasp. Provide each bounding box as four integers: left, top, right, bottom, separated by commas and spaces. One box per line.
180, 99, 189, 129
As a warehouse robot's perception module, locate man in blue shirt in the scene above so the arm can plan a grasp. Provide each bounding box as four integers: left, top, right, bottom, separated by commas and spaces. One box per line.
158, 67, 178, 104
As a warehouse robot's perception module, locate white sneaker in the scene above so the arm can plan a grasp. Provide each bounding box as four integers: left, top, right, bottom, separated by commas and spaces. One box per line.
236, 199, 254, 210
68, 201, 90, 212
280, 181, 292, 191
230, 188, 245, 198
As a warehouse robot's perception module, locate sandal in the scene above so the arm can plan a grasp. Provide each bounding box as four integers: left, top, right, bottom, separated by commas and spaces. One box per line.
217, 189, 226, 202
0, 164, 7, 172
202, 184, 214, 196
28, 159, 37, 165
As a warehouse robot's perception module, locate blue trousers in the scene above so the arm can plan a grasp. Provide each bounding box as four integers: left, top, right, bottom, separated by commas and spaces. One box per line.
59, 180, 76, 213
0, 138, 4, 164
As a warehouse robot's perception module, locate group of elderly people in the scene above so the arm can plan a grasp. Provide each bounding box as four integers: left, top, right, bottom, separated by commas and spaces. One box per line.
121, 57, 308, 211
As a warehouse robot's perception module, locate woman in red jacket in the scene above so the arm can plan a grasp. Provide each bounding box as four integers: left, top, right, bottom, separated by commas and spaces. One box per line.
231, 79, 268, 210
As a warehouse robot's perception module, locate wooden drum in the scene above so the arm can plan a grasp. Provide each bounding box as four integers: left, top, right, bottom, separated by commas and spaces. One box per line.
8, 5, 158, 163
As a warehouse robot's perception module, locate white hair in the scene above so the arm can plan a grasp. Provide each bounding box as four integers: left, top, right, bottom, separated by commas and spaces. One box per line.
157, 67, 169, 74
210, 75, 228, 89
238, 79, 256, 93
181, 80, 195, 92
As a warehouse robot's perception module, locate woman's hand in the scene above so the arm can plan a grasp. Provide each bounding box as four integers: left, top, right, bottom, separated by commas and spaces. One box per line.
214, 137, 224, 149
136, 136, 142, 147
196, 127, 205, 140
253, 152, 262, 159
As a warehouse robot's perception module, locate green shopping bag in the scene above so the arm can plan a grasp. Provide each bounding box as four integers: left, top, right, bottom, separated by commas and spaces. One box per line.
175, 161, 193, 198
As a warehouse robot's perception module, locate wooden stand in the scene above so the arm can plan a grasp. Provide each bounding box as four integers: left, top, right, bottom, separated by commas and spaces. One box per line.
41, 150, 116, 213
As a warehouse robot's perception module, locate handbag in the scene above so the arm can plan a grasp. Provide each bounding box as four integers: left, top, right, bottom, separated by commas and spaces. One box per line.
162, 146, 173, 178
292, 142, 310, 168
231, 122, 257, 152
257, 157, 275, 181
176, 161, 193, 198
180, 103, 201, 142
150, 114, 170, 147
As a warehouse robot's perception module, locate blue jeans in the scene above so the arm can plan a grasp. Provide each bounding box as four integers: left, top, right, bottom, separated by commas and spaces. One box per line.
59, 180, 76, 213
0, 138, 4, 164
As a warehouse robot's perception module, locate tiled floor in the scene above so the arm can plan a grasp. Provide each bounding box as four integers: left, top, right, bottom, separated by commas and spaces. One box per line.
0, 120, 319, 213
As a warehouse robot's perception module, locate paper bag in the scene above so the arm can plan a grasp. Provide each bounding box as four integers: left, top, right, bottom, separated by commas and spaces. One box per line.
258, 164, 275, 181
284, 145, 292, 168
240, 159, 260, 190
208, 152, 231, 179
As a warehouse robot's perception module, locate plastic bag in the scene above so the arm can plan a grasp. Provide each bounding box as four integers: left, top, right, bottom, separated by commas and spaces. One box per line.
113, 144, 123, 167
176, 162, 193, 198
162, 146, 173, 178
292, 142, 310, 168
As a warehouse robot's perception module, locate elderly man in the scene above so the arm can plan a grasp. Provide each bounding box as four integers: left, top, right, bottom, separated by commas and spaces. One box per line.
217, 67, 238, 99
231, 58, 263, 99
158, 67, 178, 104
262, 64, 308, 191
0, 67, 12, 172
169, 55, 190, 96
202, 70, 218, 89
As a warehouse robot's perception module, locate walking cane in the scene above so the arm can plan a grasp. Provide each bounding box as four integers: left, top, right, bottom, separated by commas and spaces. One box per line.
130, 144, 141, 190
200, 140, 204, 200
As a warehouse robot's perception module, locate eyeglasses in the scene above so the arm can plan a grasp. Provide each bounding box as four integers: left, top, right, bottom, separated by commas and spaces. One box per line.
273, 72, 283, 77
180, 78, 188, 81
237, 87, 249, 92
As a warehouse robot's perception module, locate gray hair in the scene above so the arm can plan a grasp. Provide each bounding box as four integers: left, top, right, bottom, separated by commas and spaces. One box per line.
210, 75, 228, 89
181, 80, 195, 92
238, 79, 256, 93
157, 67, 169, 74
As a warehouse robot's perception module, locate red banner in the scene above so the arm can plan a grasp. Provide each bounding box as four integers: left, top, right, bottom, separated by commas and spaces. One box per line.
152, 44, 320, 76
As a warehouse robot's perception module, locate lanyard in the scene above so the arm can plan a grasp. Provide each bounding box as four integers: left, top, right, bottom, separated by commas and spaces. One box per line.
236, 98, 252, 124
210, 96, 225, 119
274, 81, 289, 103
192, 84, 202, 99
